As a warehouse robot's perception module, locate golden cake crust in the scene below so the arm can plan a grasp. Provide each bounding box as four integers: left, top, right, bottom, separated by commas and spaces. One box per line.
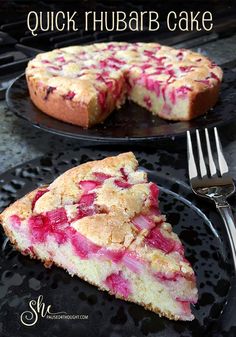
1, 153, 141, 249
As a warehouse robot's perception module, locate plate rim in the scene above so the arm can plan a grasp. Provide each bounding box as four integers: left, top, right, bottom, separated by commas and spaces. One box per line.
6, 73, 236, 143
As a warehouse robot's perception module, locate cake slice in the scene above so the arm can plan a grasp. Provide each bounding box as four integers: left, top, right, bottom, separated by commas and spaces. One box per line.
0, 152, 198, 320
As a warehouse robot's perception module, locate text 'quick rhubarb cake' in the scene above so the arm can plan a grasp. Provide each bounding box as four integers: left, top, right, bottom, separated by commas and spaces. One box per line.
0, 152, 198, 320
26, 42, 222, 128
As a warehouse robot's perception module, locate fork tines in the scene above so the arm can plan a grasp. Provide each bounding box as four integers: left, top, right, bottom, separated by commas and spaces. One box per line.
187, 127, 229, 180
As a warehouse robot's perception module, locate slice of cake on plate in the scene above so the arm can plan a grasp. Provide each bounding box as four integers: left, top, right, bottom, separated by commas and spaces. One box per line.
0, 152, 198, 320
26, 42, 223, 127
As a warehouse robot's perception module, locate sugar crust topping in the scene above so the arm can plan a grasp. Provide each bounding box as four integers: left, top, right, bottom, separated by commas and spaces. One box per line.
1, 152, 194, 279
26, 42, 223, 101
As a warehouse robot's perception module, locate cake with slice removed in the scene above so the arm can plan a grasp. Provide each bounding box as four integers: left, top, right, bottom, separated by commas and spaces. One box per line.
0, 152, 198, 320
26, 42, 223, 127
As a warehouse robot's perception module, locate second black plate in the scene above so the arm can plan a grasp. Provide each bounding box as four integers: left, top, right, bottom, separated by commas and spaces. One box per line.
0, 148, 234, 337
6, 69, 236, 144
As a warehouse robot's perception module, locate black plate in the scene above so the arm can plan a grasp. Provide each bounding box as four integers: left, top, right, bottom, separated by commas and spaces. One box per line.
0, 149, 234, 337
6, 68, 236, 144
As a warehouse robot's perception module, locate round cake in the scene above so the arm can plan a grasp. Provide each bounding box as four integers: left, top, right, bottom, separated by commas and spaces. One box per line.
26, 42, 223, 128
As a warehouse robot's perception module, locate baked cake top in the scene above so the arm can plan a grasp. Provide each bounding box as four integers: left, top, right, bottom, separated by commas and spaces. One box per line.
1, 152, 194, 281
26, 42, 223, 101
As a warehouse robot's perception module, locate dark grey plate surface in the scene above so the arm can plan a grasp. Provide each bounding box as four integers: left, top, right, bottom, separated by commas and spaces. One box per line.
0, 148, 234, 337
6, 68, 236, 144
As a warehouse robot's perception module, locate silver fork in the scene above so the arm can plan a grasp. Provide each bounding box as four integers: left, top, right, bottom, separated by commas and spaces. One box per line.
187, 127, 236, 271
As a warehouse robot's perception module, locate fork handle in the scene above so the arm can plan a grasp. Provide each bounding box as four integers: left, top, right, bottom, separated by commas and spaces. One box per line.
214, 198, 236, 272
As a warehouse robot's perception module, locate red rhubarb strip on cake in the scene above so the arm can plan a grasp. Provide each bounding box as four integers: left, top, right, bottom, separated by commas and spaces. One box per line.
79, 180, 102, 193
32, 189, 49, 210
122, 251, 144, 274
78, 192, 96, 207
63, 91, 75, 100
9, 214, 21, 228
70, 230, 100, 259
132, 214, 155, 231
149, 183, 159, 207
105, 272, 131, 298
97, 248, 124, 263
145, 227, 184, 255
114, 180, 132, 188
29, 207, 69, 244
93, 172, 112, 182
